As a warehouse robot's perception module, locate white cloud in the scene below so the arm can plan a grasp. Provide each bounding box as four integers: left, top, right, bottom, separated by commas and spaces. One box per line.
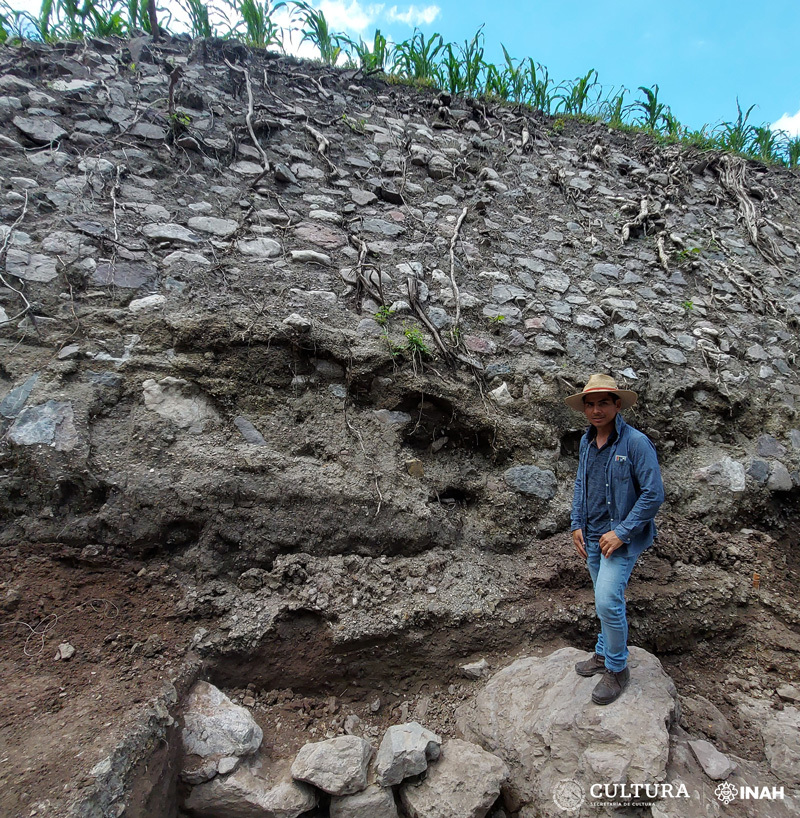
317, 0, 384, 33
772, 107, 800, 137
386, 4, 441, 26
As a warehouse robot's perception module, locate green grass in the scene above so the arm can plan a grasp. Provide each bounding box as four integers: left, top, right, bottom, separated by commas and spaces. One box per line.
2, 5, 799, 169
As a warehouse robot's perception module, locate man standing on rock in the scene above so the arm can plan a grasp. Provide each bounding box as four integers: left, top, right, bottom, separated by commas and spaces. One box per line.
566, 374, 664, 705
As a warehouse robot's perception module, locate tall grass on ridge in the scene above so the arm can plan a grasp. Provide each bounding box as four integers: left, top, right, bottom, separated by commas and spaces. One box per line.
1, 2, 798, 169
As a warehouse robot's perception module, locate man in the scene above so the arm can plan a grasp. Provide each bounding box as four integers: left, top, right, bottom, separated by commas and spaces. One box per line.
566, 374, 664, 705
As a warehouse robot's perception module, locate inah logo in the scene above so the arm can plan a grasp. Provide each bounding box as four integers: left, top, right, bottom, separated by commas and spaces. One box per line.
716, 782, 737, 805
715, 782, 785, 804
552, 778, 585, 812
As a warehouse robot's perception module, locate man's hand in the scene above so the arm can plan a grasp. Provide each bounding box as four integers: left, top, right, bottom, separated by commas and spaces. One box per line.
599, 530, 624, 558
572, 528, 586, 559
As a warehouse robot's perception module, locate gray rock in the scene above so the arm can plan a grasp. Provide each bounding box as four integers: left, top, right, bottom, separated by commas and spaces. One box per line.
361, 219, 406, 237
162, 251, 211, 268
275, 162, 298, 184
482, 305, 521, 324
330, 783, 398, 818
540, 272, 570, 293
142, 223, 202, 244
291, 735, 373, 795
188, 216, 239, 237
488, 382, 513, 406
399, 739, 508, 818
651, 734, 722, 818
428, 307, 451, 329
757, 434, 787, 458
92, 261, 157, 288
662, 348, 688, 365
13, 115, 67, 143
574, 312, 605, 330
542, 229, 563, 242
185, 756, 317, 817
237, 238, 282, 258
373, 410, 412, 427
777, 685, 800, 704
747, 459, 770, 485
5, 248, 58, 282
760, 706, 800, 785
129, 294, 165, 313
54, 642, 75, 661
461, 659, 490, 679
0, 374, 39, 419
8, 401, 78, 451
688, 739, 736, 780
504, 465, 557, 499
351, 189, 378, 206
693, 457, 746, 492
375, 722, 442, 786
569, 176, 592, 192
290, 250, 331, 265
535, 336, 565, 354
768, 462, 793, 492
428, 154, 452, 179
492, 284, 527, 303
51, 78, 96, 93
282, 313, 312, 331
182, 682, 263, 775
234, 417, 267, 446
593, 262, 621, 279
457, 647, 678, 818
142, 377, 219, 434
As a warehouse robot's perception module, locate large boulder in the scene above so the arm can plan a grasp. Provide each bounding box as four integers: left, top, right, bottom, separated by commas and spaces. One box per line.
374, 722, 442, 786
291, 735, 373, 795
456, 647, 678, 817
181, 681, 263, 784
184, 756, 317, 818
399, 738, 508, 818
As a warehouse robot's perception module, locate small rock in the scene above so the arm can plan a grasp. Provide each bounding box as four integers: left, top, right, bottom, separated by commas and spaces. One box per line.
13, 115, 67, 143
54, 642, 75, 661
237, 237, 282, 258
688, 739, 736, 780
503, 465, 557, 499
406, 459, 424, 478
488, 382, 513, 406
142, 223, 202, 245
461, 659, 490, 679
187, 216, 239, 237
330, 782, 399, 818
283, 313, 311, 331
375, 722, 442, 786
129, 294, 165, 313
290, 250, 331, 265
291, 735, 373, 796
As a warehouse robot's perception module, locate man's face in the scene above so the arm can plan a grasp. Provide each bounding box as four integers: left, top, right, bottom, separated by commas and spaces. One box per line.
582, 392, 621, 429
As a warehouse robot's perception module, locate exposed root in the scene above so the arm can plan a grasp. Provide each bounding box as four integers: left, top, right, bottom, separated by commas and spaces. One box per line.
717, 154, 783, 268
449, 207, 468, 334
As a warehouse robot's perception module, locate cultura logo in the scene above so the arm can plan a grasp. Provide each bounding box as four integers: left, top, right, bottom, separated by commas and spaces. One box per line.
715, 783, 737, 805
552, 779, 585, 812
715, 782, 784, 804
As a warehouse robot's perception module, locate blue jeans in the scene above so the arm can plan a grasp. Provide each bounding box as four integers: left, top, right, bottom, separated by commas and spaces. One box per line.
585, 539, 640, 672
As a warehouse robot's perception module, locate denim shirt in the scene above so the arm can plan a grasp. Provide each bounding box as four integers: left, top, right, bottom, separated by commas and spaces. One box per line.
570, 413, 665, 553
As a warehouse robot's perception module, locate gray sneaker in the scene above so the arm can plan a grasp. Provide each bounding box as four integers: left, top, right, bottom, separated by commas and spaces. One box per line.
592, 667, 630, 705
575, 652, 606, 677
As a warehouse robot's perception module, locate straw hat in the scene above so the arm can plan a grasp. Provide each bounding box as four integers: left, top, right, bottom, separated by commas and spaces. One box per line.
564, 374, 638, 412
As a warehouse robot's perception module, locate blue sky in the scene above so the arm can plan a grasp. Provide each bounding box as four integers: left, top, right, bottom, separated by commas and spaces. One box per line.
9, 0, 800, 134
